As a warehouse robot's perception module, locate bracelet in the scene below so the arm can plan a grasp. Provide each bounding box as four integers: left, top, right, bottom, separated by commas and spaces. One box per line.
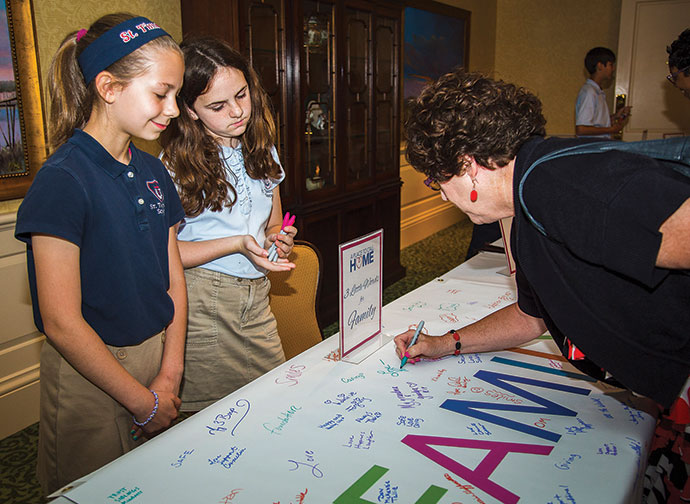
450, 329, 461, 356
133, 390, 158, 427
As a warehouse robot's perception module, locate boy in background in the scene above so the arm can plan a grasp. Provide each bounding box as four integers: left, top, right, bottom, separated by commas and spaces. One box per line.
575, 47, 630, 137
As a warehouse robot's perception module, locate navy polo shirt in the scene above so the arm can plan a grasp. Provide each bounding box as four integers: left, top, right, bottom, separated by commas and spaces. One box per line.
16, 129, 185, 346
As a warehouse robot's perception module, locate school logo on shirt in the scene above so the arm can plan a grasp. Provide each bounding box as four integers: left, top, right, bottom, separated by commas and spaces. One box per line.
146, 180, 164, 202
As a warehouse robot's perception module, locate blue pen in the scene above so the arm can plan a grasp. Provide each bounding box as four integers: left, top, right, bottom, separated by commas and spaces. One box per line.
400, 320, 424, 369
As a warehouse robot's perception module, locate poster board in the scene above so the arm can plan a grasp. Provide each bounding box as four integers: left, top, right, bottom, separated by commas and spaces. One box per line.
52, 254, 656, 504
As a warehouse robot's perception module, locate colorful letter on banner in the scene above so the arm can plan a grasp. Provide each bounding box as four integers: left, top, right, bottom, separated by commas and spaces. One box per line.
402, 435, 553, 504
334, 465, 447, 504
441, 370, 591, 442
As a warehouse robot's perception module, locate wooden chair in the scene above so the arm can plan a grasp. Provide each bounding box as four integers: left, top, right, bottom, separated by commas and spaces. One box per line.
268, 240, 323, 360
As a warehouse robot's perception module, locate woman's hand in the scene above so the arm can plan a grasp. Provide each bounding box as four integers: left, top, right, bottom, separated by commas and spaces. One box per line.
393, 329, 453, 362
242, 234, 295, 271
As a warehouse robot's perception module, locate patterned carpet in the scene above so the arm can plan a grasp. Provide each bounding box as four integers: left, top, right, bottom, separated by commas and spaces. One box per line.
0, 218, 473, 503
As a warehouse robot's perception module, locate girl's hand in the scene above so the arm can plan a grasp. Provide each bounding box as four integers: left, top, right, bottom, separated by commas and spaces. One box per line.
131, 387, 181, 439
266, 225, 298, 260
242, 234, 295, 271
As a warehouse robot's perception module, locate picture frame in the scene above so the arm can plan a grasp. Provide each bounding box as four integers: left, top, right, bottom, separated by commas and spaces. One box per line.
402, 1, 470, 103
0, 0, 46, 201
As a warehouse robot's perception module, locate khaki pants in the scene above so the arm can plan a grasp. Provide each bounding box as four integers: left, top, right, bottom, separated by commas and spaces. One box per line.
37, 332, 164, 495
180, 267, 285, 411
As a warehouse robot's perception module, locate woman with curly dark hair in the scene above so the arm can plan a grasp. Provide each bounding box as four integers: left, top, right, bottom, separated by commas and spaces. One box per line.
395, 69, 690, 420
406, 71, 547, 257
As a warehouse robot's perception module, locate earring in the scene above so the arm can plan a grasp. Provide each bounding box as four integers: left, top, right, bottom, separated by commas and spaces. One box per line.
470, 179, 478, 202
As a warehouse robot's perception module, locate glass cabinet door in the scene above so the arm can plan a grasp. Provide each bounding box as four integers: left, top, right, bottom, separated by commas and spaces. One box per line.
374, 14, 398, 176
344, 6, 372, 185
302, 0, 336, 192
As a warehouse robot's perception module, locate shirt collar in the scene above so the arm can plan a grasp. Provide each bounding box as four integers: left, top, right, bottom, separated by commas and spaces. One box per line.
586, 78, 604, 93
68, 129, 139, 178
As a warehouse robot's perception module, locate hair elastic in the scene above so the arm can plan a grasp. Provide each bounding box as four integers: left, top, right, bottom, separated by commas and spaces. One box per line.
78, 16, 170, 85
76, 29, 88, 42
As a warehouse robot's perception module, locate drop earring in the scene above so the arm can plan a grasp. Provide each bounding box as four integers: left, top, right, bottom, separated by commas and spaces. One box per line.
470, 179, 478, 202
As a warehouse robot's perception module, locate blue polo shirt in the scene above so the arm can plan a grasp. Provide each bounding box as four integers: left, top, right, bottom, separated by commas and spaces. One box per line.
15, 129, 185, 346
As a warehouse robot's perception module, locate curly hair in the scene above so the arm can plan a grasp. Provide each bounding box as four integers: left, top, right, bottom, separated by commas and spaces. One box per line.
667, 29, 690, 75
404, 70, 546, 182
160, 36, 280, 217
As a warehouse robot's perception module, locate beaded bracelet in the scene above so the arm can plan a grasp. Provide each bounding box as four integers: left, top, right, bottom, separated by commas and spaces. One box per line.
132, 390, 158, 427
450, 329, 461, 356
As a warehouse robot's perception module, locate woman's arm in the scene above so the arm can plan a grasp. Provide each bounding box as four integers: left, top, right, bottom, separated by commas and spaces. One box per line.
656, 197, 690, 269
393, 302, 547, 360
32, 234, 180, 434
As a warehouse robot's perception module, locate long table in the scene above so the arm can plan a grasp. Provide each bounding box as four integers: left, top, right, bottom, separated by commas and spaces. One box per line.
51, 251, 656, 504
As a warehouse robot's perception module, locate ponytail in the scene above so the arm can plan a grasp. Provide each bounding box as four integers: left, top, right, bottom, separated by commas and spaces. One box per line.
47, 32, 93, 152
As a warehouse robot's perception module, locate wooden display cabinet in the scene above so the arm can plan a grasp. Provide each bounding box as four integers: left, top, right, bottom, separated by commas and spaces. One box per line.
182, 0, 405, 324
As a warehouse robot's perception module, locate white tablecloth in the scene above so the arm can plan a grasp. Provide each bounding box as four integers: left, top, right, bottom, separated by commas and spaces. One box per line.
52, 251, 655, 504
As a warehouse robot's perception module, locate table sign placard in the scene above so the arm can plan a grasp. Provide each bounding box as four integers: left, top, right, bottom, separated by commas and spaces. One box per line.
339, 229, 383, 363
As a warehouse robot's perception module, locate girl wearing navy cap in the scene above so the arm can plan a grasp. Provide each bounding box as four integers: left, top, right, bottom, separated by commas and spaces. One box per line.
15, 13, 187, 493
160, 37, 297, 411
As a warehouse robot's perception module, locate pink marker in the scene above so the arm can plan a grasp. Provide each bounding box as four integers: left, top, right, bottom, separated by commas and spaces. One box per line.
267, 212, 296, 262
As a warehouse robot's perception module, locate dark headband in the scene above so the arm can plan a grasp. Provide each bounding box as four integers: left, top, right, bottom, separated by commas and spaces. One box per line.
78, 16, 170, 85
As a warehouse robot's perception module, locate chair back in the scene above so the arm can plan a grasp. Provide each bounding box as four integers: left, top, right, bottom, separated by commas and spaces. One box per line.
269, 240, 323, 359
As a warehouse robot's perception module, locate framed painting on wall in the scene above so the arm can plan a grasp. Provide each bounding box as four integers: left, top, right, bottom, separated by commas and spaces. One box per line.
403, 1, 470, 111
0, 0, 46, 201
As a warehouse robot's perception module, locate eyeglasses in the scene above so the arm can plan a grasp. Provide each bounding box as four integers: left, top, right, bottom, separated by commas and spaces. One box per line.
667, 64, 690, 85
423, 176, 442, 191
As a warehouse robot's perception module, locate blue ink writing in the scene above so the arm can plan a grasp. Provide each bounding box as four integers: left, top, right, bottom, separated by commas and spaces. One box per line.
209, 446, 246, 469
355, 411, 381, 423
343, 430, 375, 449
564, 418, 594, 436
377, 480, 399, 503
467, 422, 492, 436
597, 443, 618, 455
440, 370, 590, 442
318, 413, 345, 430
396, 416, 424, 428
554, 453, 581, 470
590, 397, 614, 419
288, 450, 323, 478
170, 449, 194, 468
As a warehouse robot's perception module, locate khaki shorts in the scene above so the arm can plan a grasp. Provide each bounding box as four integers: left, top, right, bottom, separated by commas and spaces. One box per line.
37, 332, 164, 495
180, 267, 285, 411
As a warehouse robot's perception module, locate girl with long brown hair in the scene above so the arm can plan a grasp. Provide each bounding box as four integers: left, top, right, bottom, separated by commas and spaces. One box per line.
160, 37, 297, 411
